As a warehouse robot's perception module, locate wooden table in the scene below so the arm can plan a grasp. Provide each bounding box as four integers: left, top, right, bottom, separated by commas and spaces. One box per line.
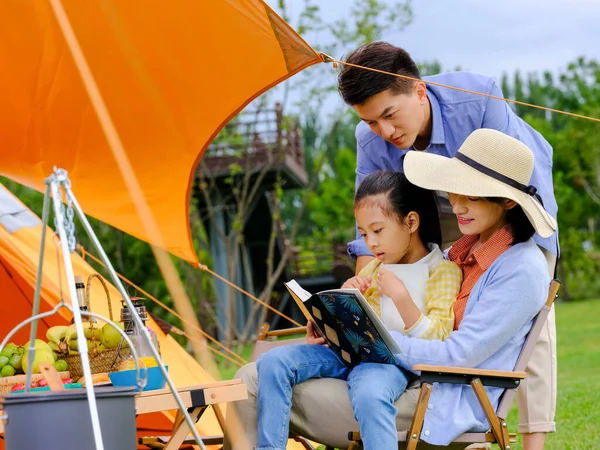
138, 379, 247, 449
0, 379, 248, 449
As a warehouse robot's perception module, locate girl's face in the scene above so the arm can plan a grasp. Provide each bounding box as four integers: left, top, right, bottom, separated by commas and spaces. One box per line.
355, 197, 418, 264
448, 194, 512, 242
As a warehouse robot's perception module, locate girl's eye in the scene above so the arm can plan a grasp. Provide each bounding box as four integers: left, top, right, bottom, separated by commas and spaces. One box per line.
385, 112, 396, 119
360, 233, 366, 238
467, 197, 480, 202
374, 229, 383, 234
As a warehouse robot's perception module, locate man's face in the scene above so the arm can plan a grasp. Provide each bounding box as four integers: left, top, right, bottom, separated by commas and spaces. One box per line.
354, 83, 427, 150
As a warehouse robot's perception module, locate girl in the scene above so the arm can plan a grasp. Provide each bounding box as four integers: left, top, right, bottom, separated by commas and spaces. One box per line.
254, 170, 462, 450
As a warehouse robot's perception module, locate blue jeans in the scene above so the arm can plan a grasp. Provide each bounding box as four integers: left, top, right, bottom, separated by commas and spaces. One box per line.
256, 344, 409, 450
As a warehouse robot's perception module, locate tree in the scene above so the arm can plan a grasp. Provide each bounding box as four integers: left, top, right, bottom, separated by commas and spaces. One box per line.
502, 58, 600, 299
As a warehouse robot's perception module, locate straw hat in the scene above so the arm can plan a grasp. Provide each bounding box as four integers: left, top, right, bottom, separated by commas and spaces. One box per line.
404, 129, 557, 238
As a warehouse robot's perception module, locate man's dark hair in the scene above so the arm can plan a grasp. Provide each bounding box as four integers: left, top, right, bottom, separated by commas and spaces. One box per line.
338, 42, 421, 106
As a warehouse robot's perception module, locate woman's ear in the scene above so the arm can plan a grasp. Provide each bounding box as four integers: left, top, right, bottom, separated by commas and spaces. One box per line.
504, 200, 517, 210
405, 211, 420, 234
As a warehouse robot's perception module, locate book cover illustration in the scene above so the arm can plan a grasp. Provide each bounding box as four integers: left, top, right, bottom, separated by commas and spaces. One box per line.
309, 292, 396, 367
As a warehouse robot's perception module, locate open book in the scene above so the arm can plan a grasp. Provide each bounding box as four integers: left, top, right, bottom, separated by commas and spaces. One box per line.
285, 280, 402, 367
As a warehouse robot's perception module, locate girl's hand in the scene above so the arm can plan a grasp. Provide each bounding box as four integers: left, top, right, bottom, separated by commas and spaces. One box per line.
306, 321, 327, 346
377, 267, 410, 302
342, 276, 371, 293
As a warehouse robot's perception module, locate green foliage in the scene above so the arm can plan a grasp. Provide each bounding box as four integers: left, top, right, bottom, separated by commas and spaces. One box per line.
502, 58, 600, 299
306, 146, 357, 243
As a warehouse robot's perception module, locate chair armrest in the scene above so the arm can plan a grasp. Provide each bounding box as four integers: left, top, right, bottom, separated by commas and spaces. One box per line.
413, 365, 526, 379
412, 365, 526, 389
266, 326, 307, 338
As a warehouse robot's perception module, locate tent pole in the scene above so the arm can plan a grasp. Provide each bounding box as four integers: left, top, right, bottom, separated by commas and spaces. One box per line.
64, 175, 208, 450
24, 183, 51, 392
49, 169, 105, 450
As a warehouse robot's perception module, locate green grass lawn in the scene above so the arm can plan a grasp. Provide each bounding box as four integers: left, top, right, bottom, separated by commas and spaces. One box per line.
505, 298, 600, 450
215, 299, 600, 449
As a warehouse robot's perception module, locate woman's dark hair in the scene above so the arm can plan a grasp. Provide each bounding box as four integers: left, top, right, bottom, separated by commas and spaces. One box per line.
355, 170, 442, 246
487, 198, 536, 245
338, 42, 421, 106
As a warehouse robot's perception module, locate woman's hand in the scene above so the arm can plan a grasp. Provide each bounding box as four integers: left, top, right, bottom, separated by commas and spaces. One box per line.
342, 276, 371, 293
377, 267, 410, 302
306, 321, 327, 346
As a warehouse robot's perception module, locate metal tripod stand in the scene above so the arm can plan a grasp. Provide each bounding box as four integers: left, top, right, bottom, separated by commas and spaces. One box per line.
22, 167, 207, 450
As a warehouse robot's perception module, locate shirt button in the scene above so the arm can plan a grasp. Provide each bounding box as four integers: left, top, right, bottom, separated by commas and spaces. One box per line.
424, 430, 430, 436
427, 404, 433, 410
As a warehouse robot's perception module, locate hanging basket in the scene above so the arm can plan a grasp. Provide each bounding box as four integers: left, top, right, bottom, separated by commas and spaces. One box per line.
62, 274, 131, 380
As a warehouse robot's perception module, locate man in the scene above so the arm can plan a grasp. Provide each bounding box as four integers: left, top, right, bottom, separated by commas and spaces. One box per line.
340, 42, 558, 450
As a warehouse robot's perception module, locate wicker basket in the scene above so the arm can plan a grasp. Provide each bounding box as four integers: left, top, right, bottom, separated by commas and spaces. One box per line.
0, 372, 70, 396
63, 274, 131, 380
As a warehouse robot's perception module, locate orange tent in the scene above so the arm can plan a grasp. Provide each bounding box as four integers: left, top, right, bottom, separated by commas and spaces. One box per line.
0, 183, 226, 448
0, 0, 322, 264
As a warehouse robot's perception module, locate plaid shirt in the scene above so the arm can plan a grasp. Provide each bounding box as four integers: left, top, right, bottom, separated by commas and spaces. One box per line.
360, 244, 462, 340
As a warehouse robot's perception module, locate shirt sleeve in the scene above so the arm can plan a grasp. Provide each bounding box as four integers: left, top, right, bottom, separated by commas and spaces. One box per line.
358, 259, 382, 308
390, 256, 549, 371
481, 78, 511, 133
347, 136, 379, 259
405, 260, 462, 340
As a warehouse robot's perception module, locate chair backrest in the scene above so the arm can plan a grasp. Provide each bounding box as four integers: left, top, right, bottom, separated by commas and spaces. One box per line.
496, 280, 560, 418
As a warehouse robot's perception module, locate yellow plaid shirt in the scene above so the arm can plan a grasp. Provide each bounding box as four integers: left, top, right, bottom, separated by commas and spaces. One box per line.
360, 246, 462, 341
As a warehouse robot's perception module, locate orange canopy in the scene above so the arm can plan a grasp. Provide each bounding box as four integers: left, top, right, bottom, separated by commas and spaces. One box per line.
0, 0, 321, 264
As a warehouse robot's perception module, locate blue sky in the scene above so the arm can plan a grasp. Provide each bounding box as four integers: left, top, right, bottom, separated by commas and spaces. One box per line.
272, 0, 600, 78
265, 0, 600, 113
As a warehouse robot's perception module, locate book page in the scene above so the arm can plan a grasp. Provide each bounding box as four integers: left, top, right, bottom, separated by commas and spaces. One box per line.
379, 263, 429, 333
285, 279, 312, 302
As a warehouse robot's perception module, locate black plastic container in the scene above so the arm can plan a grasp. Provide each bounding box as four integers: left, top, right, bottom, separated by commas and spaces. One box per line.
1, 387, 137, 450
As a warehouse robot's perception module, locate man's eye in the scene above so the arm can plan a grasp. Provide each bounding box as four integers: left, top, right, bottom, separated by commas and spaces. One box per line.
360, 233, 366, 238
374, 229, 383, 234
385, 112, 396, 119
467, 197, 480, 202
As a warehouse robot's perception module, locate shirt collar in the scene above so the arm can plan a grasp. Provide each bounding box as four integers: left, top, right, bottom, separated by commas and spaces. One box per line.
448, 234, 478, 263
473, 226, 514, 270
417, 243, 443, 273
427, 88, 445, 146
448, 226, 513, 270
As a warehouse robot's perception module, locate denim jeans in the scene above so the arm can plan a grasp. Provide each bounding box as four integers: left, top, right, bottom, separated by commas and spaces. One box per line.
256, 344, 409, 450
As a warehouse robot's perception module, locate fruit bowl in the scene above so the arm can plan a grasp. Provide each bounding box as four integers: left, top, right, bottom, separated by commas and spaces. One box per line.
108, 366, 168, 391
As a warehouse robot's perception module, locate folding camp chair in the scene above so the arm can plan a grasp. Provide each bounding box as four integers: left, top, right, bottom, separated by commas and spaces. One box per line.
347, 280, 561, 450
